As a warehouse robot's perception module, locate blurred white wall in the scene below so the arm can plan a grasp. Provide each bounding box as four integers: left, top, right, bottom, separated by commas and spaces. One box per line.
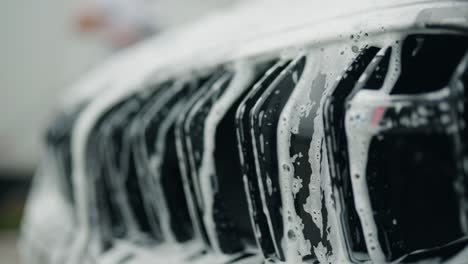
0, 0, 238, 175
0, 0, 109, 174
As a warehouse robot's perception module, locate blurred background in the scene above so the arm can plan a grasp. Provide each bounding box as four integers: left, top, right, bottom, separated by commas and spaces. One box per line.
0, 0, 237, 262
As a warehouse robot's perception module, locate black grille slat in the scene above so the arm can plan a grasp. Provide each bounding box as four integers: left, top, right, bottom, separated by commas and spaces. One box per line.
139, 81, 197, 242
249, 56, 306, 260
323, 46, 380, 262
235, 59, 290, 259
212, 62, 275, 253
344, 34, 468, 261
175, 70, 227, 248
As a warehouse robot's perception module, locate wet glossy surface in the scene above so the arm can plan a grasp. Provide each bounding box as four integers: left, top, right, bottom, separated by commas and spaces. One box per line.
323, 46, 380, 262
250, 57, 306, 260
235, 59, 290, 259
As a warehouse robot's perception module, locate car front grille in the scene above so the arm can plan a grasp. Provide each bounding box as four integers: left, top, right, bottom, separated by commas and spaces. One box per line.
24, 12, 468, 264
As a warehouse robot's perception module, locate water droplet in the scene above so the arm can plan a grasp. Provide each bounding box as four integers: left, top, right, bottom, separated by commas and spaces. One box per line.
287, 230, 297, 241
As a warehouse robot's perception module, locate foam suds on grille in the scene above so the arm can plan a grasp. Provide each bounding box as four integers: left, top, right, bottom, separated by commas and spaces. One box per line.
344, 47, 395, 263
128, 82, 173, 241
81, 80, 190, 253
249, 56, 306, 261
100, 99, 149, 242
277, 46, 357, 263
179, 60, 275, 254
84, 97, 155, 252
40, 106, 85, 262
73, 32, 468, 264
273, 30, 412, 263
462, 55, 468, 232
140, 81, 196, 242
323, 46, 381, 263
183, 72, 234, 252
235, 59, 291, 260
184, 73, 233, 214
55, 2, 468, 263
127, 82, 181, 243
175, 70, 226, 248
345, 34, 468, 262
85, 128, 112, 253
211, 61, 276, 254
198, 63, 255, 253
45, 107, 85, 208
